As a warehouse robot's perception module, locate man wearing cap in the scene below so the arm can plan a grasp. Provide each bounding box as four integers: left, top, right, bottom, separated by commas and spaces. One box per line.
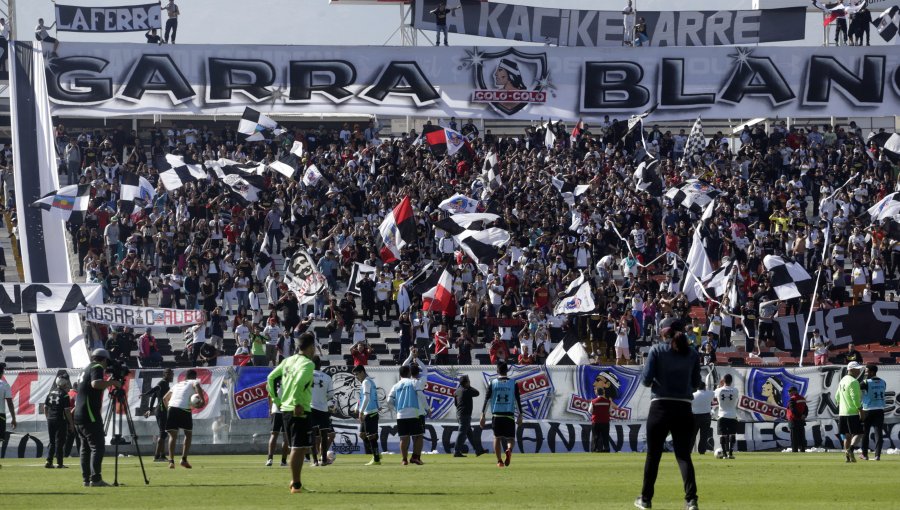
73, 349, 122, 487
836, 361, 864, 463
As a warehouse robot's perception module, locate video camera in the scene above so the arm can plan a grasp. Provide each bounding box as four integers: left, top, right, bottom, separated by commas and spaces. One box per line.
105, 358, 130, 382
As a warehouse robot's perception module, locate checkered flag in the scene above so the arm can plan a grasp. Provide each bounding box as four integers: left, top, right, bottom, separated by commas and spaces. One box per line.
680, 116, 705, 167
875, 6, 900, 42
546, 329, 591, 365
763, 255, 814, 301
664, 179, 721, 214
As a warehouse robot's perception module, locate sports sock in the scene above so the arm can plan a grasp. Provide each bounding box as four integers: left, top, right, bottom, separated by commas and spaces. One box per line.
369, 437, 380, 462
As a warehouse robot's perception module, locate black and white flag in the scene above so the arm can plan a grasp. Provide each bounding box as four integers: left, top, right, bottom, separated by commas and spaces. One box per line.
480, 167, 502, 200
159, 154, 208, 190
867, 192, 900, 223
553, 273, 595, 315
222, 173, 264, 205
551, 176, 590, 206
268, 141, 305, 178
763, 255, 814, 301
868, 131, 900, 163
482, 152, 498, 173
681, 117, 706, 167
875, 5, 900, 42
633, 159, 663, 196
31, 184, 92, 223
665, 179, 721, 214
205, 158, 264, 179
696, 259, 737, 300
347, 262, 377, 295
546, 329, 591, 366
433, 213, 500, 235
238, 107, 284, 142
285, 247, 329, 305
119, 172, 155, 213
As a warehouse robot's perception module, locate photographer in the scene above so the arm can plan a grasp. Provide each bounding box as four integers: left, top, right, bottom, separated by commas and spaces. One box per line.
74, 349, 122, 487
44, 373, 75, 469
144, 368, 174, 462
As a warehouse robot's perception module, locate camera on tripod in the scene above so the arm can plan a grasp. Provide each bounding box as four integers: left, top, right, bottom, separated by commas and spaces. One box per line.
105, 359, 130, 397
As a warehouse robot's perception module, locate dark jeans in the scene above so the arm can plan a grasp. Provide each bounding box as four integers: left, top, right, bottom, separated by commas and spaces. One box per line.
789, 420, 807, 453
76, 421, 106, 482
454, 415, 483, 454
862, 409, 884, 458
592, 422, 610, 452
165, 18, 178, 43
641, 400, 697, 504
46, 419, 68, 465
692, 413, 712, 454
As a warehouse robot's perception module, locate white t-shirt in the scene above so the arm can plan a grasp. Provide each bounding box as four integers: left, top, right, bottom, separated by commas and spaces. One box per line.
235, 324, 250, 342
0, 380, 11, 414
691, 389, 714, 415
169, 379, 199, 410
715, 386, 739, 419
310, 370, 333, 412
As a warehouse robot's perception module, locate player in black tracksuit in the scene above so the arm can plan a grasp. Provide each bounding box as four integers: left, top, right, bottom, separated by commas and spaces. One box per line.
144, 368, 174, 462
44, 375, 75, 469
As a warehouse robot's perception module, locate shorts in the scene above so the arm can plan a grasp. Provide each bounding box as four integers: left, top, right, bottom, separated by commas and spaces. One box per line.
838, 415, 863, 435
285, 415, 312, 449
40, 36, 58, 44
718, 417, 738, 435
360, 413, 379, 436
155, 409, 168, 435
397, 417, 424, 437
271, 412, 285, 433
492, 415, 516, 439
166, 407, 193, 432
310, 409, 332, 432
0, 414, 6, 437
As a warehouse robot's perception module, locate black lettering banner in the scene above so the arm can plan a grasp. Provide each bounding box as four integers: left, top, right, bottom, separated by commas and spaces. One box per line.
775, 301, 900, 351
0, 283, 103, 314
412, 0, 807, 46
55, 3, 162, 33
45, 42, 900, 121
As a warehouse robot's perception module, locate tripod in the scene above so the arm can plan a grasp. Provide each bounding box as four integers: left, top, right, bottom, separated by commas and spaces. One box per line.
102, 388, 150, 486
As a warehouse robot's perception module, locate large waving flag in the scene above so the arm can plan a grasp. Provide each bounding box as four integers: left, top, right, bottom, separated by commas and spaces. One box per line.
682, 218, 716, 302
268, 141, 305, 178
158, 153, 208, 190
868, 131, 900, 164
439, 194, 484, 214
119, 173, 156, 214
680, 116, 706, 167
875, 5, 900, 41
378, 196, 416, 263
665, 179, 721, 214
633, 159, 663, 197
763, 255, 814, 301
31, 184, 92, 223
421, 268, 454, 313
238, 107, 284, 142
553, 273, 595, 315
423, 124, 474, 158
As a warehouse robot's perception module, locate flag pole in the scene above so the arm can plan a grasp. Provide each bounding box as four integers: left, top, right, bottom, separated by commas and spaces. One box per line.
798, 224, 830, 367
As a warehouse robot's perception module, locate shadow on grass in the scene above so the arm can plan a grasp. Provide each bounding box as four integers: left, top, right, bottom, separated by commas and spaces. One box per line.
320, 490, 495, 496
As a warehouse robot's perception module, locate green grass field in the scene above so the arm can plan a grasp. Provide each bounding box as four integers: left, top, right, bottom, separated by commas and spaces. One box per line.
1, 452, 896, 509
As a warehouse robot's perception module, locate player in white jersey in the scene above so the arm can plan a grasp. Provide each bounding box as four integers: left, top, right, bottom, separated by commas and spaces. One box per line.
163, 369, 204, 469
310, 357, 335, 466
714, 374, 740, 459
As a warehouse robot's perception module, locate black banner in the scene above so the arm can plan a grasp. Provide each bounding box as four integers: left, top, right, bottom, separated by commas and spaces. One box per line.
412, 0, 807, 46
775, 301, 900, 350
55, 3, 162, 32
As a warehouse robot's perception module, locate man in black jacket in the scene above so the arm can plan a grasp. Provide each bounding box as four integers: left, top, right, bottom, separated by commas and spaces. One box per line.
453, 375, 485, 457
44, 373, 74, 468
74, 349, 121, 487
357, 273, 376, 322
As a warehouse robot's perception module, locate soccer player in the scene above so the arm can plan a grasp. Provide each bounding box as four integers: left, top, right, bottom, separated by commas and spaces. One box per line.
404, 347, 429, 465
352, 365, 381, 465
310, 357, 335, 466
44, 374, 74, 468
265, 378, 289, 467
143, 368, 173, 462
267, 332, 317, 494
479, 362, 523, 468
836, 361, 864, 463
714, 374, 739, 459
163, 369, 205, 469
859, 363, 886, 461
388, 365, 424, 465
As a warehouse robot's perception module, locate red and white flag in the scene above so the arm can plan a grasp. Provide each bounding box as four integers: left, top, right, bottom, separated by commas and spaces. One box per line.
570, 119, 584, 143
377, 196, 416, 263
422, 268, 454, 313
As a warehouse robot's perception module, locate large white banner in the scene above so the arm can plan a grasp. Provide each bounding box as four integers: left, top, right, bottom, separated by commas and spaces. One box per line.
85, 304, 206, 329
0, 283, 103, 314
46, 42, 900, 121
3, 365, 897, 455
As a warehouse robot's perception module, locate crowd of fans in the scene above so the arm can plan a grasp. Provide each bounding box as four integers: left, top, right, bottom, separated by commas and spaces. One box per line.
4, 114, 898, 369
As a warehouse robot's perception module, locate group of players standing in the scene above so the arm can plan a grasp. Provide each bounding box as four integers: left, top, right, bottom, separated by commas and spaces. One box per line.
262, 334, 525, 493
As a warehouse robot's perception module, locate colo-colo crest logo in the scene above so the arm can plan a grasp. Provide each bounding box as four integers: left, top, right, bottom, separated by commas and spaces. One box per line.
482, 365, 555, 419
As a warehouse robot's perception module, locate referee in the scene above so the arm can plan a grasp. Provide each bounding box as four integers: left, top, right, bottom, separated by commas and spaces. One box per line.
634, 322, 701, 510
267, 332, 316, 494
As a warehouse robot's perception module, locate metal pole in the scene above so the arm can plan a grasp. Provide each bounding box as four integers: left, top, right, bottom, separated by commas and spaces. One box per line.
8, 0, 15, 39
